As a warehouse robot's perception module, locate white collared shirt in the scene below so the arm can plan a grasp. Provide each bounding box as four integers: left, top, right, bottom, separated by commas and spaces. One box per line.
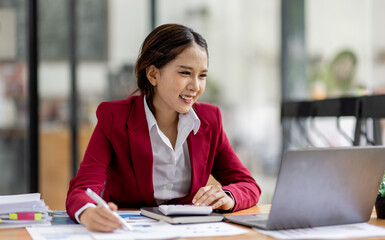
144, 97, 200, 204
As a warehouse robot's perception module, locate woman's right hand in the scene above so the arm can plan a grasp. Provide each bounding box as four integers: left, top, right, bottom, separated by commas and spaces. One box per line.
79, 202, 122, 232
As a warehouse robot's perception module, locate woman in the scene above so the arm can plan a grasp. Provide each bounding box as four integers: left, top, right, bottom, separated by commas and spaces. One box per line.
66, 23, 261, 232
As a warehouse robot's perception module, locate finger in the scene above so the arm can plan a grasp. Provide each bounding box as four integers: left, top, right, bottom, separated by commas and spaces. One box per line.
91, 215, 122, 231
82, 208, 121, 232
212, 195, 235, 211
194, 186, 221, 205
211, 197, 226, 209
200, 191, 224, 207
87, 220, 120, 232
94, 207, 122, 228
192, 186, 212, 204
108, 202, 118, 211
80, 207, 122, 232
96, 207, 121, 223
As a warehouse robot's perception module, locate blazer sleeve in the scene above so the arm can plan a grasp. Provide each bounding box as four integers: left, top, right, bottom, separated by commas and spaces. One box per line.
65, 102, 113, 221
211, 107, 261, 212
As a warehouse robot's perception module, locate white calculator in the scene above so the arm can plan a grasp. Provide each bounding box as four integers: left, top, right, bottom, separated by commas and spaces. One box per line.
158, 204, 213, 215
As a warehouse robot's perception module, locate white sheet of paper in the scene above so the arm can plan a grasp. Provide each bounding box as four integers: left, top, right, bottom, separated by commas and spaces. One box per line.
27, 225, 94, 240
173, 222, 248, 237
91, 221, 174, 240
0, 193, 51, 228
0, 193, 40, 204
27, 211, 142, 240
91, 222, 247, 239
255, 223, 385, 239
27, 210, 248, 240
27, 219, 247, 240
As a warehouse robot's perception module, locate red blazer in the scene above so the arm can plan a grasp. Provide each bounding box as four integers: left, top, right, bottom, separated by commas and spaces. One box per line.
66, 95, 261, 221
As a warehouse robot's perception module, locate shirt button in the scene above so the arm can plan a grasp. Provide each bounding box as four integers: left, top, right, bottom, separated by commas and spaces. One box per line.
166, 183, 173, 190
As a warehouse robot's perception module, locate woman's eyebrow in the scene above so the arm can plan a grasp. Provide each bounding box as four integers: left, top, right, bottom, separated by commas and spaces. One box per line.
178, 65, 208, 72
178, 65, 193, 70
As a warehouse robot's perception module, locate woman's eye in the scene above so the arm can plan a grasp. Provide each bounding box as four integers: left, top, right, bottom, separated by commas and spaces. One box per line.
180, 71, 190, 76
200, 74, 207, 79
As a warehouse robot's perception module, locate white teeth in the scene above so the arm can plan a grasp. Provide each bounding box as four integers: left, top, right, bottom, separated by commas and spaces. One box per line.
181, 95, 193, 100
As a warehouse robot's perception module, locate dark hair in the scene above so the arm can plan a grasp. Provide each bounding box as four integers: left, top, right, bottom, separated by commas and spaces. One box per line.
134, 24, 208, 113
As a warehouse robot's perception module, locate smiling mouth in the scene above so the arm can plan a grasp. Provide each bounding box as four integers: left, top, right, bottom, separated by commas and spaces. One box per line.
180, 95, 194, 101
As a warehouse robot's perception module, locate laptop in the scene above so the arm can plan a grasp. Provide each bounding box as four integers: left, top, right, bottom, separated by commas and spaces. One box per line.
226, 146, 385, 230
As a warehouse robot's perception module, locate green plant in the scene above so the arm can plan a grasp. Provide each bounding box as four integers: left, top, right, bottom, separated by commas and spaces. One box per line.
379, 174, 385, 197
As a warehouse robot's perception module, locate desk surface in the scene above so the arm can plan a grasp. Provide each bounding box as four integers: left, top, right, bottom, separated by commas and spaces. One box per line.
0, 204, 384, 240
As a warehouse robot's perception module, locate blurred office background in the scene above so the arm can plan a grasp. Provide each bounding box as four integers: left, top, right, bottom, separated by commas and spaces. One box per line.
1, 0, 385, 210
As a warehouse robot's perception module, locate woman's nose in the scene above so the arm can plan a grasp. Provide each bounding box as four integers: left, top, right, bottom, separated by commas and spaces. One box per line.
188, 76, 200, 91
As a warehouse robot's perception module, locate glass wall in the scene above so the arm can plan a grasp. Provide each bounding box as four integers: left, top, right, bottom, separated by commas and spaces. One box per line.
156, 0, 282, 203
285, 0, 385, 149
39, 0, 282, 208
7, 0, 384, 209
0, 0, 28, 194
38, 0, 70, 210
1, 0, 282, 208
306, 0, 385, 98
307, 0, 373, 99
38, 0, 150, 209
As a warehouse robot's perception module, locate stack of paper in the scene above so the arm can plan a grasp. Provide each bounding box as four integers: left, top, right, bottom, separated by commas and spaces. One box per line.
0, 193, 51, 229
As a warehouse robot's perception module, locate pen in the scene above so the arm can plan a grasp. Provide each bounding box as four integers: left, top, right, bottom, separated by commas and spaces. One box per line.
85, 188, 133, 231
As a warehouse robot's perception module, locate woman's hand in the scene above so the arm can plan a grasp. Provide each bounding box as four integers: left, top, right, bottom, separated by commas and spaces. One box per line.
192, 185, 235, 211
79, 202, 122, 232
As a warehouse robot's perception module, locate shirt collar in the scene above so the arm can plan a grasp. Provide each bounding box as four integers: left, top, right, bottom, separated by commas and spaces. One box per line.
144, 96, 157, 131
143, 96, 200, 135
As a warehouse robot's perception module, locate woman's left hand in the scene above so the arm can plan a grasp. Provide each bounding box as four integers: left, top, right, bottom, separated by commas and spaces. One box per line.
192, 185, 235, 211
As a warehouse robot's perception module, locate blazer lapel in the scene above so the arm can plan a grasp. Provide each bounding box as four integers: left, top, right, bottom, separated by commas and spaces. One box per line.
188, 115, 212, 196
127, 96, 155, 205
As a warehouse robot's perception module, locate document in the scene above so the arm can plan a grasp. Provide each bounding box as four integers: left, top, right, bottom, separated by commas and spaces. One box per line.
27, 225, 94, 240
28, 222, 247, 240
0, 193, 40, 204
255, 223, 385, 239
172, 222, 248, 238
91, 220, 175, 239
92, 222, 247, 239
27, 211, 248, 240
0, 193, 51, 229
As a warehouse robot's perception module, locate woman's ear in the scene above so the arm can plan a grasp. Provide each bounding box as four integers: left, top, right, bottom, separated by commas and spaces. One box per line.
146, 65, 159, 86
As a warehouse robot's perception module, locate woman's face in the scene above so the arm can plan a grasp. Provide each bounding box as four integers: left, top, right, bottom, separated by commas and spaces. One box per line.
151, 43, 208, 115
